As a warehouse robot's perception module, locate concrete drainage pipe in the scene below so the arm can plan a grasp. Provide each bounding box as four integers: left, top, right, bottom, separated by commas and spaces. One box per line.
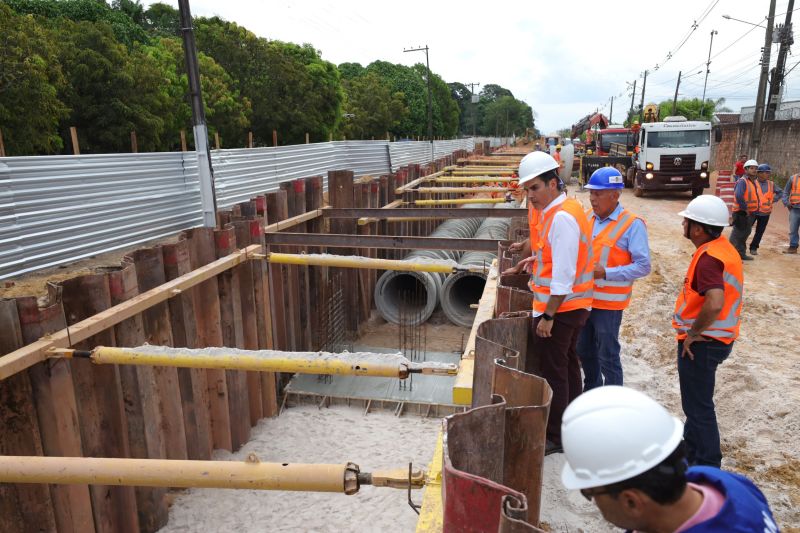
440, 204, 512, 327
374, 204, 487, 326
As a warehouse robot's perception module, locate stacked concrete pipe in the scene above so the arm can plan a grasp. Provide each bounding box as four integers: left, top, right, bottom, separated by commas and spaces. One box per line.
440, 202, 514, 327
374, 204, 489, 326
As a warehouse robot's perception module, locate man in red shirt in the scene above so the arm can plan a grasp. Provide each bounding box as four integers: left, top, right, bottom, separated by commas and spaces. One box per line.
733, 154, 747, 178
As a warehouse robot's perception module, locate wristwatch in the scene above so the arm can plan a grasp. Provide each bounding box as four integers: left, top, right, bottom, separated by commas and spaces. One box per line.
541, 313, 554, 321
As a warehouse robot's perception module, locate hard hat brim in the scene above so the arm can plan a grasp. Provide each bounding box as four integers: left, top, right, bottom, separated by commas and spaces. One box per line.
584, 184, 624, 190
560, 416, 684, 490
678, 208, 730, 227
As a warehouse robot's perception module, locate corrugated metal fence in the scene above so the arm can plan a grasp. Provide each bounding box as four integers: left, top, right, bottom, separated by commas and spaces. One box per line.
0, 138, 478, 279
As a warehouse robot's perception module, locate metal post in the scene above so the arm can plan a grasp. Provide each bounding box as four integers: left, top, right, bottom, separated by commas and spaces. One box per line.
638, 70, 648, 123
700, 30, 718, 117
466, 82, 480, 137
766, 0, 794, 120
404, 45, 434, 161
178, 0, 217, 228
672, 71, 682, 115
628, 80, 637, 124
752, 0, 777, 157
609, 96, 614, 123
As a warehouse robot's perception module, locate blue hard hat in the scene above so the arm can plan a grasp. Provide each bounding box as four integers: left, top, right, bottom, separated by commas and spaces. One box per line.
757, 163, 771, 172
585, 167, 624, 189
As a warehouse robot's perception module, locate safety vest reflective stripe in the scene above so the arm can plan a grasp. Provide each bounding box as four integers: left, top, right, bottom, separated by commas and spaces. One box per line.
755, 180, 774, 214
790, 175, 800, 205
732, 178, 758, 212
672, 238, 743, 344
531, 198, 594, 314
590, 209, 640, 310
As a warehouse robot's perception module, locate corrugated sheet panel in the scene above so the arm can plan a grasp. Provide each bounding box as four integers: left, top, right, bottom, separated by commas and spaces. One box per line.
0, 152, 202, 279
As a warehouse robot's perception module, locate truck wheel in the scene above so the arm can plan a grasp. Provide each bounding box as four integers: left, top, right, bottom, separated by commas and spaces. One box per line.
691, 187, 703, 198
625, 167, 635, 188
633, 180, 645, 197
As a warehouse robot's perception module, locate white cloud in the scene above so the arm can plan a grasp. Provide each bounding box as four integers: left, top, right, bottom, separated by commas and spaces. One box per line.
146, 0, 796, 131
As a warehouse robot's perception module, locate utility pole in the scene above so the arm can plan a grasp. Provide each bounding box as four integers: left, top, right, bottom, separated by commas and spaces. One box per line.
672, 71, 682, 115
638, 70, 648, 123
178, 0, 217, 227
609, 96, 614, 123
766, 0, 794, 120
752, 0, 777, 158
404, 45, 433, 160
628, 80, 637, 124
465, 82, 480, 137
700, 30, 718, 117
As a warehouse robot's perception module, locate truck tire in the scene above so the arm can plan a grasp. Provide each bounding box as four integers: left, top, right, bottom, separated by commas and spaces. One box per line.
633, 179, 645, 197
691, 186, 703, 198
625, 167, 635, 188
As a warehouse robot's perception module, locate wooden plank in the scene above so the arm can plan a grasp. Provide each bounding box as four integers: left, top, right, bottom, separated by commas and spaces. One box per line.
265, 191, 290, 352
263, 208, 324, 233
291, 179, 313, 350
107, 261, 169, 532
279, 182, 304, 352
394, 168, 450, 194
214, 225, 250, 450
59, 273, 139, 533
326, 208, 526, 219
304, 176, 325, 351
187, 228, 233, 453
131, 248, 188, 462
0, 244, 260, 381
18, 295, 95, 533
162, 239, 212, 460
328, 170, 359, 339
0, 300, 57, 533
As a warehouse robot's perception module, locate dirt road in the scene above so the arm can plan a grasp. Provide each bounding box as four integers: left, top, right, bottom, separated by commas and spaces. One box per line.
541, 187, 800, 531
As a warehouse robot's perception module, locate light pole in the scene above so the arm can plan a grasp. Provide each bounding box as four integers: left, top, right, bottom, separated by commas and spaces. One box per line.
404, 45, 433, 161
465, 82, 480, 138
700, 30, 718, 117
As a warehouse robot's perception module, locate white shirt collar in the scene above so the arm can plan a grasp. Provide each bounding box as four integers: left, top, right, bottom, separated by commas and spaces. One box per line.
542, 192, 567, 215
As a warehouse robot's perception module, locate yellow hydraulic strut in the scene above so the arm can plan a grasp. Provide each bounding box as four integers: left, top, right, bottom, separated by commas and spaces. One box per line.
50, 346, 459, 379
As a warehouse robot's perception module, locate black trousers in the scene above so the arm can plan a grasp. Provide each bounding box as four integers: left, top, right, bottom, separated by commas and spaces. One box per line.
749, 214, 770, 251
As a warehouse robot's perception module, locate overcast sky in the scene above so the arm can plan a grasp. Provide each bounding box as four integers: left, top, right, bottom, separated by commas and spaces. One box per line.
147, 0, 798, 133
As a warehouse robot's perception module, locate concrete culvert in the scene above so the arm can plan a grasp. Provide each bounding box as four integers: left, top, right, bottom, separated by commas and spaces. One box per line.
440, 203, 513, 327
374, 204, 487, 325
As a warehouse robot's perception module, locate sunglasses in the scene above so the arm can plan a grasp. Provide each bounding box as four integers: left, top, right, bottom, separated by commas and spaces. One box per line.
580, 487, 616, 501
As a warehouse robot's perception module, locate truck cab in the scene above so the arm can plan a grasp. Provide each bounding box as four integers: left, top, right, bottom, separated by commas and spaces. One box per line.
629, 116, 711, 197
596, 126, 633, 156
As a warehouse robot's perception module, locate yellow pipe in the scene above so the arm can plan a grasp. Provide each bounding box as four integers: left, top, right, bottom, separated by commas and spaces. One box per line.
434, 177, 517, 183
414, 198, 506, 206
266, 252, 457, 273
0, 455, 360, 494
85, 346, 411, 378
415, 187, 509, 194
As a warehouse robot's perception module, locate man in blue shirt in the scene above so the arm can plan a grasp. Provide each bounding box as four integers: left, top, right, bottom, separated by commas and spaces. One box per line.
561, 387, 780, 533
783, 173, 800, 254
729, 159, 759, 260
577, 168, 651, 390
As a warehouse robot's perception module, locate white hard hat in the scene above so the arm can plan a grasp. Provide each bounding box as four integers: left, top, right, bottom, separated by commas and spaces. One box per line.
561, 386, 683, 490
678, 194, 730, 227
518, 152, 559, 185
744, 159, 758, 168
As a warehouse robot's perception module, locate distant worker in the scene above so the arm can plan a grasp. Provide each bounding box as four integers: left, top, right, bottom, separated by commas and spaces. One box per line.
553, 144, 563, 172
577, 168, 651, 390
748, 164, 782, 256
674, 195, 743, 468
517, 151, 594, 455
729, 159, 759, 260
733, 153, 748, 178
561, 386, 779, 532
782, 172, 800, 254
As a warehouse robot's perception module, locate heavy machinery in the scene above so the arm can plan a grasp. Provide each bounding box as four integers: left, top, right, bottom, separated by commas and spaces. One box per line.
595, 125, 634, 156
570, 112, 610, 152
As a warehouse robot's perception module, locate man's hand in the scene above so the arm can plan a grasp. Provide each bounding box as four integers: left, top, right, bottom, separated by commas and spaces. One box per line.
593, 264, 606, 280
681, 331, 708, 360
536, 318, 554, 338
502, 256, 536, 276
508, 241, 525, 253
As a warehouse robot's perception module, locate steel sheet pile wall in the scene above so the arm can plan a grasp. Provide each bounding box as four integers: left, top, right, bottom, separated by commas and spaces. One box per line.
1, 140, 477, 280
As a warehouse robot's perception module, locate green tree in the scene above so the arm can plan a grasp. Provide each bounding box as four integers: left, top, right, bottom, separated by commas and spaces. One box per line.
142, 2, 179, 36
338, 62, 366, 80
480, 83, 514, 101
363, 61, 427, 137
416, 64, 459, 138
656, 98, 724, 121
341, 72, 407, 139
0, 3, 69, 154
482, 96, 532, 137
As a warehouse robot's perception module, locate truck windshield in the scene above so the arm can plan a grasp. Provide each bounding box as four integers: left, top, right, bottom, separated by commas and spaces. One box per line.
646, 130, 710, 148
600, 133, 630, 151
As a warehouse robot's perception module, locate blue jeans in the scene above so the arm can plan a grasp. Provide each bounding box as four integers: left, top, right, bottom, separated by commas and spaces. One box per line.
577, 309, 623, 390
789, 208, 800, 248
677, 339, 732, 468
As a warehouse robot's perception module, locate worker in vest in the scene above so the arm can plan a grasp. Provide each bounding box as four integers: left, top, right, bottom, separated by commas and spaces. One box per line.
517, 151, 594, 455
748, 163, 783, 256
561, 387, 779, 532
728, 159, 759, 260
673, 195, 744, 467
553, 144, 563, 172
782, 172, 800, 254
577, 167, 651, 390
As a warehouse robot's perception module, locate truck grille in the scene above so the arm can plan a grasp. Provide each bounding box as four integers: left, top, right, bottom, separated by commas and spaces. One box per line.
659, 154, 696, 173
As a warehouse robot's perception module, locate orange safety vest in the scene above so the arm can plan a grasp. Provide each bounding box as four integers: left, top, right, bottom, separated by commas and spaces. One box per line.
672, 237, 743, 345
755, 180, 775, 214
589, 209, 641, 311
531, 198, 594, 314
732, 177, 758, 213
789, 174, 800, 205
527, 203, 541, 255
